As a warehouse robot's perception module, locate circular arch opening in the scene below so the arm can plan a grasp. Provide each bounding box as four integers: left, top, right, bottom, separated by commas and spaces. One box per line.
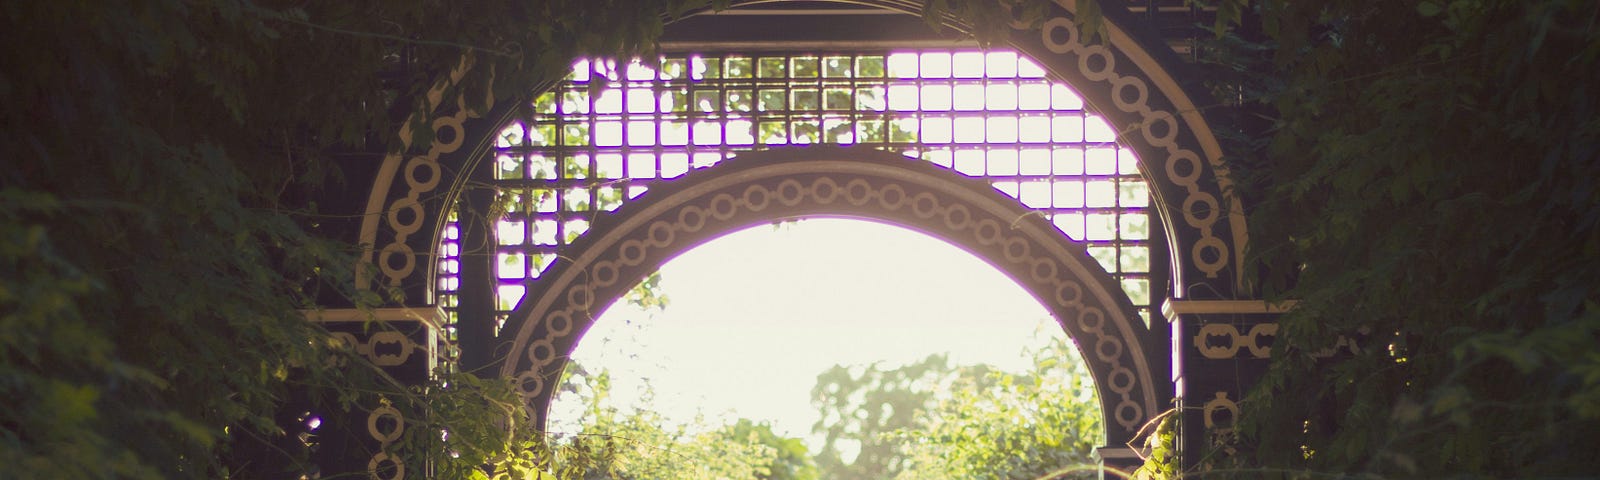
546, 217, 1106, 477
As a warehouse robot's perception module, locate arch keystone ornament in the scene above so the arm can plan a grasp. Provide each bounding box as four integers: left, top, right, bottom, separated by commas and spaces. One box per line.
496, 146, 1163, 447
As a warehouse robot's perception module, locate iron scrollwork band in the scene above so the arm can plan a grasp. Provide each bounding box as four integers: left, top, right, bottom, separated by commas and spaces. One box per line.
357, 0, 1247, 299
1018, 9, 1232, 280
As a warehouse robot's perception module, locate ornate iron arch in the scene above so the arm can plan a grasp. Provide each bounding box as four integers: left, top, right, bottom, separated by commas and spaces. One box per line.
356, 0, 1246, 308
496, 146, 1159, 445
345, 0, 1251, 460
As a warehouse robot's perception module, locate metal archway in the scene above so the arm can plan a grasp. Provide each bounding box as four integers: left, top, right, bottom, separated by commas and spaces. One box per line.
355, 0, 1248, 306
345, 0, 1251, 467
496, 146, 1159, 446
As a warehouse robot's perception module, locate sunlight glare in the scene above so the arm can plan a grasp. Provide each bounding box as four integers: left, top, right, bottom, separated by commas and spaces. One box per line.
551, 220, 1066, 446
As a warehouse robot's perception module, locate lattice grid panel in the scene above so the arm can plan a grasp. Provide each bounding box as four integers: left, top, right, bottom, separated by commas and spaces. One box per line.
436, 50, 1158, 339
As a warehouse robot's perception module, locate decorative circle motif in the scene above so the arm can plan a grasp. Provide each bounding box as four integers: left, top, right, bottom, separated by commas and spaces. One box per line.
546, 310, 573, 337
844, 178, 874, 206
404, 157, 441, 191
378, 242, 417, 282
1116, 401, 1144, 431
811, 177, 840, 204
1003, 237, 1030, 263
1165, 149, 1202, 187
366, 405, 405, 444
592, 261, 619, 288
1031, 258, 1058, 282
528, 338, 556, 365
709, 193, 738, 220
1078, 45, 1116, 82
1040, 16, 1079, 54
1182, 192, 1220, 229
878, 183, 907, 210
776, 179, 806, 206
743, 184, 772, 212
1203, 392, 1240, 429
1078, 306, 1105, 334
974, 219, 1003, 246
368, 452, 406, 480
618, 239, 647, 265
677, 205, 708, 232
1193, 236, 1229, 277
1108, 366, 1136, 395
566, 285, 593, 310
943, 203, 972, 229
1141, 110, 1179, 147
1110, 75, 1149, 113
1096, 336, 1124, 362
647, 220, 676, 247
1054, 280, 1083, 306
911, 192, 940, 218
515, 370, 544, 396
430, 115, 465, 154
387, 196, 425, 236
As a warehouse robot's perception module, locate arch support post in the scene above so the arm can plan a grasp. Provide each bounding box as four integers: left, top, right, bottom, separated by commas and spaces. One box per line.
456, 184, 500, 376
300, 307, 445, 479
1165, 299, 1287, 473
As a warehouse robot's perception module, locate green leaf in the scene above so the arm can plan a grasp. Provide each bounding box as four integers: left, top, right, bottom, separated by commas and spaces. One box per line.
1417, 1, 1444, 17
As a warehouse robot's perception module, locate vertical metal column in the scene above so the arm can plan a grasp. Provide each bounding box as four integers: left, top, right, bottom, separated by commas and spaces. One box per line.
456, 184, 500, 376
1166, 300, 1288, 473
305, 307, 444, 479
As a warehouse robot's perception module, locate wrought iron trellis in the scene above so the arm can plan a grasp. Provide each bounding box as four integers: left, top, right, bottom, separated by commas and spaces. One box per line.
436, 50, 1163, 347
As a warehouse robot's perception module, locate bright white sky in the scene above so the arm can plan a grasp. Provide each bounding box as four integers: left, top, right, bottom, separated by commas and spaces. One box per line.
548, 218, 1069, 448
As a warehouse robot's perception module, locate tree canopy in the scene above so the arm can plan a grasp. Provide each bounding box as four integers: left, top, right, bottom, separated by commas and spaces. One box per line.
892, 336, 1102, 480
547, 364, 808, 480
0, 0, 732, 477
809, 355, 980, 479
1208, 0, 1600, 477
809, 334, 1102, 480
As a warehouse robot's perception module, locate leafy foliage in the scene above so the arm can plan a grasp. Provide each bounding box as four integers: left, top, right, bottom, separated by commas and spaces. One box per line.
721, 419, 822, 480
810, 331, 1102, 480
1, 2, 370, 475
1203, 0, 1600, 476
390, 372, 553, 479
810, 354, 988, 479
893, 336, 1102, 480
1127, 413, 1177, 480
918, 0, 1068, 46
550, 363, 808, 480
0, 0, 728, 477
